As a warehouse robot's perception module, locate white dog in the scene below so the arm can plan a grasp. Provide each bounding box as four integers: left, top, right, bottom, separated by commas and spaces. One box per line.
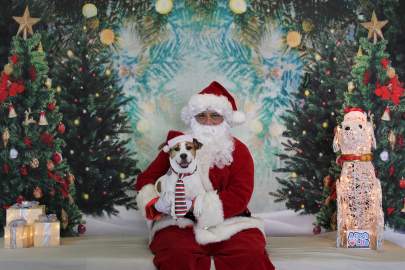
155, 134, 206, 220
333, 109, 384, 250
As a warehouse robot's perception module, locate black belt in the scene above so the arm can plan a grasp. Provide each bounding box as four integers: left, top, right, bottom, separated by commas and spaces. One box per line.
184, 209, 251, 223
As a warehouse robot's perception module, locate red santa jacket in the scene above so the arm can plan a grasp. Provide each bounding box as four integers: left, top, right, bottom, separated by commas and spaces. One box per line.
135, 136, 264, 245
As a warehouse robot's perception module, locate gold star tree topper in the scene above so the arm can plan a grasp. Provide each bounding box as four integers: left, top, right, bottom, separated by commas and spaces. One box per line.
13, 6, 40, 40
361, 11, 388, 44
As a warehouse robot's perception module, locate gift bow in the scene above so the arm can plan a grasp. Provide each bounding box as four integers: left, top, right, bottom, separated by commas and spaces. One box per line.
36, 214, 58, 223
12, 200, 39, 209
9, 218, 28, 249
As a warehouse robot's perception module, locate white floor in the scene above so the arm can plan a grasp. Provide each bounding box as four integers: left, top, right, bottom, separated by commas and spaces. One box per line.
85, 208, 405, 248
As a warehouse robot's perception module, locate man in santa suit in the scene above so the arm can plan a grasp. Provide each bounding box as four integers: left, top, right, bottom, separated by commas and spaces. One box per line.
135, 81, 275, 270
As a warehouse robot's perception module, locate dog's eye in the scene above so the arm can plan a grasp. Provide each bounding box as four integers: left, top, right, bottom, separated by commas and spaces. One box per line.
174, 147, 180, 151
345, 126, 350, 130
358, 124, 362, 129
186, 146, 192, 150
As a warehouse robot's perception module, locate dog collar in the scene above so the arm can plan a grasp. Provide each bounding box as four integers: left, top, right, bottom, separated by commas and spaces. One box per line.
170, 165, 197, 179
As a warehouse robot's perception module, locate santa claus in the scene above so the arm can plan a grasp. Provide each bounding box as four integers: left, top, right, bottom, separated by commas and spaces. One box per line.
135, 81, 275, 270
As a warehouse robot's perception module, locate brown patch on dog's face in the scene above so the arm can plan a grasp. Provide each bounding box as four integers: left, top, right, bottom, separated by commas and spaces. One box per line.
169, 143, 181, 159
193, 138, 203, 150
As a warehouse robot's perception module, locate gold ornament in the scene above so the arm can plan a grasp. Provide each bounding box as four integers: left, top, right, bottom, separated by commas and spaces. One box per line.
37, 42, 44, 52
30, 158, 39, 168
300, 204, 305, 209
286, 31, 302, 48
67, 50, 74, 58
4, 63, 13, 75
74, 118, 80, 126
314, 53, 322, 61
120, 173, 126, 180
56, 86, 62, 93
100, 29, 115, 45
83, 193, 89, 200
82, 3, 97, 18
302, 19, 314, 33
229, 0, 247, 14
302, 130, 307, 135
322, 121, 329, 129
381, 107, 391, 121
357, 47, 363, 57
23, 108, 36, 125
155, 0, 173, 15
347, 81, 355, 92
388, 130, 396, 150
33, 186, 43, 199
13, 6, 40, 40
105, 69, 112, 76
387, 67, 396, 79
106, 156, 111, 161
2, 128, 10, 147
360, 11, 388, 44
291, 172, 298, 178
304, 89, 310, 96
8, 104, 17, 118
45, 78, 52, 89
61, 209, 69, 229
87, 18, 99, 29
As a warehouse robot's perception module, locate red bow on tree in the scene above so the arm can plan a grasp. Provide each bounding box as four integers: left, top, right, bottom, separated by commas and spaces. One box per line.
375, 76, 404, 105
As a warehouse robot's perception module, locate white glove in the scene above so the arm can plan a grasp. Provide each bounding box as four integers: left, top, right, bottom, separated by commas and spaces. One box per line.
192, 194, 204, 217
154, 191, 174, 215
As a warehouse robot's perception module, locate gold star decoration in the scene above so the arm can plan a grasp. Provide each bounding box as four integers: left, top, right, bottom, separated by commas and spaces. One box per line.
360, 11, 388, 44
13, 6, 40, 40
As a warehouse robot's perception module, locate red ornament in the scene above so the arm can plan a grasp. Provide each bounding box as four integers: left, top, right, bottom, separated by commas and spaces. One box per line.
40, 132, 54, 147
28, 66, 36, 80
3, 163, 10, 174
78, 224, 86, 234
102, 191, 107, 196
52, 152, 63, 164
24, 137, 33, 148
389, 165, 395, 176
10, 55, 18, 64
47, 160, 55, 171
387, 207, 395, 216
312, 225, 321, 235
399, 179, 405, 189
57, 122, 66, 134
16, 195, 25, 204
397, 135, 404, 148
363, 70, 371, 85
380, 58, 389, 69
47, 102, 56, 111
20, 165, 28, 176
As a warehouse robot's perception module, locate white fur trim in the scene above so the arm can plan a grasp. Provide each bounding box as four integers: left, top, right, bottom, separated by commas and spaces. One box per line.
136, 184, 159, 218
194, 216, 265, 245
181, 94, 238, 126
148, 216, 194, 244
193, 191, 224, 228
232, 111, 246, 125
167, 134, 194, 147
162, 145, 170, 153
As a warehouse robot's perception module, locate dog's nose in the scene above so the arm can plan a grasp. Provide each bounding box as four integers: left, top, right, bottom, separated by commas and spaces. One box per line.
180, 153, 187, 159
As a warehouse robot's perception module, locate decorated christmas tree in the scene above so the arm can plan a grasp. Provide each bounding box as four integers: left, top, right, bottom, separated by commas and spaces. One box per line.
318, 12, 405, 231
0, 7, 82, 236
49, 3, 139, 216
271, 28, 355, 224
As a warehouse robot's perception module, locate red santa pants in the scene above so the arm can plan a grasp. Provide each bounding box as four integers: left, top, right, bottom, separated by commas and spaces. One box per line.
150, 225, 275, 270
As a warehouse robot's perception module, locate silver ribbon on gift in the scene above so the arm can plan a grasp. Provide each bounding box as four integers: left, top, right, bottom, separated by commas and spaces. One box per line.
36, 214, 58, 246
11, 201, 40, 221
9, 218, 27, 249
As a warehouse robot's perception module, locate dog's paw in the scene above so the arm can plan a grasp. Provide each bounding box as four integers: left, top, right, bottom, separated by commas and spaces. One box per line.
193, 194, 204, 217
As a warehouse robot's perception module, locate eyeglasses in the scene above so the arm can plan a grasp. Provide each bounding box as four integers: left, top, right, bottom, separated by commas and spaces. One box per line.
195, 111, 224, 125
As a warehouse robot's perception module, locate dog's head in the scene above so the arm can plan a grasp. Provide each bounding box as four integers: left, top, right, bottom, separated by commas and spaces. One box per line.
159, 138, 203, 173
333, 110, 376, 153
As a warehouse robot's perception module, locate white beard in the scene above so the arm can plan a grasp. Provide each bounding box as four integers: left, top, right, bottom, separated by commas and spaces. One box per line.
190, 118, 234, 169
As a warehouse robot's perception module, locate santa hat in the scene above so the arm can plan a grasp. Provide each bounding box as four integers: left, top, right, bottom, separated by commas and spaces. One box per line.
161, 130, 194, 153
343, 107, 367, 123
181, 81, 246, 126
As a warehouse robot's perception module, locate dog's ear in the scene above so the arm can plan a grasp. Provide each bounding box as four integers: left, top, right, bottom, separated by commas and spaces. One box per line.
333, 126, 341, 152
193, 138, 203, 150
158, 142, 167, 151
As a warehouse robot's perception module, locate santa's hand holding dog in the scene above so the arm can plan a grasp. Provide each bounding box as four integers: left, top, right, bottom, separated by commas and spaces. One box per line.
135, 81, 275, 270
